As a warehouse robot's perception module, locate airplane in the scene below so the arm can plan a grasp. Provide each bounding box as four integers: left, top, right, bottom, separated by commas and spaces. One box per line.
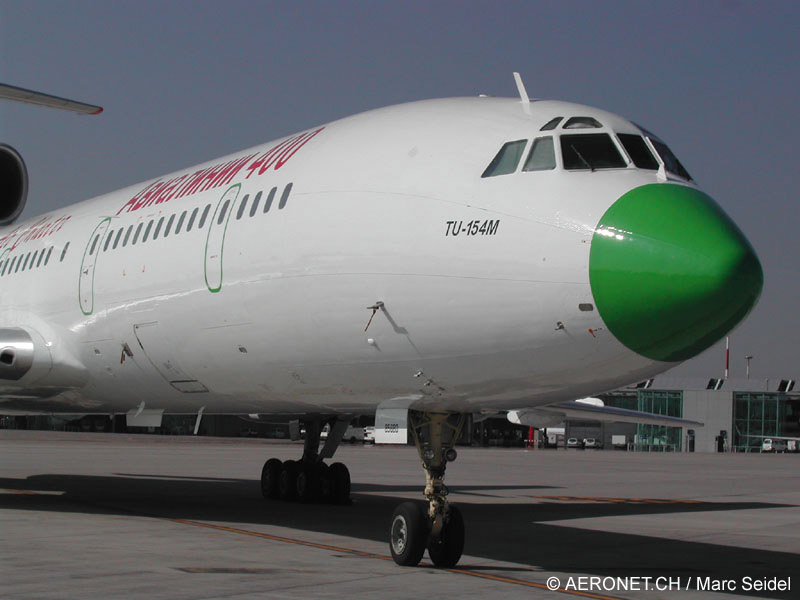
0, 74, 763, 567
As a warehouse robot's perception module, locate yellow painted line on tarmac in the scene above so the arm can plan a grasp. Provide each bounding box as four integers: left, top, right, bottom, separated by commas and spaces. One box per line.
531, 495, 703, 504
3, 488, 64, 496
446, 568, 623, 600
7, 486, 627, 599
162, 517, 395, 562
163, 516, 626, 600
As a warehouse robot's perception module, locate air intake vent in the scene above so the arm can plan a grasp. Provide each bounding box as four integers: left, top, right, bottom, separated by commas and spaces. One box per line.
778, 379, 795, 392
707, 378, 725, 390
0, 144, 28, 225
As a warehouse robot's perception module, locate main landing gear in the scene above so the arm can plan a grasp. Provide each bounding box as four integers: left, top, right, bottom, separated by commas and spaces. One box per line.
261, 416, 352, 504
390, 410, 467, 568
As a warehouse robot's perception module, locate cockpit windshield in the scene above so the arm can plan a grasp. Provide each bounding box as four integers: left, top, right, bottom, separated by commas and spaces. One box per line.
561, 134, 626, 170
649, 138, 693, 181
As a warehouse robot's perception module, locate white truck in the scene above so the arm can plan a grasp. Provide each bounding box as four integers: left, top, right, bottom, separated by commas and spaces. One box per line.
612, 435, 627, 450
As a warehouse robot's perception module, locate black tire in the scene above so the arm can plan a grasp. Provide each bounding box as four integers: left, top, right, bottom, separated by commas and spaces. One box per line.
279, 460, 298, 501
427, 505, 465, 568
296, 463, 320, 503
390, 502, 428, 566
317, 462, 332, 502
261, 458, 282, 499
329, 462, 350, 505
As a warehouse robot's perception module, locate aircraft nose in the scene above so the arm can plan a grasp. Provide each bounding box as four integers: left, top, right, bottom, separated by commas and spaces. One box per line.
589, 184, 763, 362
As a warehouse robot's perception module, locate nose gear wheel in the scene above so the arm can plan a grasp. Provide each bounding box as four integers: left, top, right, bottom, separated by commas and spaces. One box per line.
388, 410, 467, 567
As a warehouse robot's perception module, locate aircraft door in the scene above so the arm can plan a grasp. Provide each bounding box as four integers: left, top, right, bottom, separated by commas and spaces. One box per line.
79, 217, 111, 315
204, 183, 240, 293
133, 322, 208, 393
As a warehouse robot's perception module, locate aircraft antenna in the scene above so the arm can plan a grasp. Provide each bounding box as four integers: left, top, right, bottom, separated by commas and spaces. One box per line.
513, 72, 531, 114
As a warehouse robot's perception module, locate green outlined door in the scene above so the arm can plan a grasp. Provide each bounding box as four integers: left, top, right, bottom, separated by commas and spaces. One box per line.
79, 217, 111, 315
204, 183, 240, 293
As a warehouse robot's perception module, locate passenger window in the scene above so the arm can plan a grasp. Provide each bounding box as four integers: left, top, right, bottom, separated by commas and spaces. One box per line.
153, 217, 164, 239
217, 200, 230, 225
9, 257, 17, 273
59, 243, 68, 262
481, 140, 527, 178
649, 138, 693, 181
103, 230, 113, 252
46, 247, 53, 265
278, 183, 293, 209
540, 117, 563, 131
237, 195, 249, 219
143, 220, 154, 242
132, 223, 143, 245
90, 235, 99, 255
123, 226, 133, 247
164, 214, 175, 237
36, 250, 45, 267
618, 134, 658, 170
563, 116, 602, 129
522, 137, 556, 171
186, 208, 198, 232
263, 187, 276, 212
175, 211, 187, 234
15, 256, 22, 272
31, 250, 39, 267
0, 261, 6, 276
561, 134, 626, 170
22, 253, 30, 270
250, 192, 262, 216
198, 205, 211, 229
113, 228, 123, 249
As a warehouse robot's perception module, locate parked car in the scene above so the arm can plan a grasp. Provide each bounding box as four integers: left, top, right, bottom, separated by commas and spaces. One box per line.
762, 438, 787, 453
566, 437, 581, 449
583, 438, 602, 449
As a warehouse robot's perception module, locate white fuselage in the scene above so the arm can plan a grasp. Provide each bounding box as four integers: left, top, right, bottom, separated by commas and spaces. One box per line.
0, 97, 675, 415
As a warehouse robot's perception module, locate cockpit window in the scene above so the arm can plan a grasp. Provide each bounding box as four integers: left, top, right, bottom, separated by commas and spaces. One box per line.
522, 136, 556, 171
540, 117, 562, 131
618, 134, 659, 170
481, 139, 527, 178
649, 139, 693, 181
561, 134, 626, 170
563, 116, 602, 129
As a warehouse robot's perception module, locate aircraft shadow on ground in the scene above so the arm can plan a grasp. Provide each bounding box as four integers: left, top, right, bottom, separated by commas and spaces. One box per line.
0, 473, 796, 599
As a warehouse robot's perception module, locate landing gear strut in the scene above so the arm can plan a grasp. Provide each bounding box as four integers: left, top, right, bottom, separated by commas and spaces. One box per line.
389, 410, 467, 567
261, 416, 351, 504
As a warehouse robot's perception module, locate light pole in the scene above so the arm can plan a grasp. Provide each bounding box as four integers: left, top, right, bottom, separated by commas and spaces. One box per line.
745, 355, 753, 379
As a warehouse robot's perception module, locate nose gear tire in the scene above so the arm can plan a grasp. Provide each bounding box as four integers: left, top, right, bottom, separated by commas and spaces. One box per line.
427, 505, 464, 567
390, 502, 428, 566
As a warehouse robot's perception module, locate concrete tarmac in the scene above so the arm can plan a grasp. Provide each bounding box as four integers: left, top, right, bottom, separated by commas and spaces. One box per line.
1, 430, 798, 600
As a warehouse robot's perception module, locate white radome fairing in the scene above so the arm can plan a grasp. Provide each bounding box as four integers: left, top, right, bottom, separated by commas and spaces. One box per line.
0, 96, 672, 416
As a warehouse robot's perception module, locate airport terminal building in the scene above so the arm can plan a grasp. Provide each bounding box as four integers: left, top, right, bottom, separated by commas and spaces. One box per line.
566, 376, 800, 453
2, 376, 798, 454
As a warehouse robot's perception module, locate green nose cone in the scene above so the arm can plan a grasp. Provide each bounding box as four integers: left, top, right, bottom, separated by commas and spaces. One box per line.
589, 184, 763, 362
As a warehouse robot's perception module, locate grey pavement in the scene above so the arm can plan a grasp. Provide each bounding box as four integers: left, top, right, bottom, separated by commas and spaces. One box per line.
1, 430, 798, 600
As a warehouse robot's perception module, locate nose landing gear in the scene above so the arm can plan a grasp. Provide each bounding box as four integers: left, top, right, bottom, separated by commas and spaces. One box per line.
261, 416, 352, 504
389, 410, 467, 567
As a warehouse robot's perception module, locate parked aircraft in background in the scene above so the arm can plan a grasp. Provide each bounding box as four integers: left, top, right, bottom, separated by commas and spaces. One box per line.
0, 74, 763, 567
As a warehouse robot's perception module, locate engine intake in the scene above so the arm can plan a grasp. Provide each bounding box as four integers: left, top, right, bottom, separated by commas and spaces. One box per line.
0, 144, 28, 225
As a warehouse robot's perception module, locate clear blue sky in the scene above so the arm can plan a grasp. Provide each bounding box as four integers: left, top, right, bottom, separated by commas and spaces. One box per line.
1, 0, 797, 379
